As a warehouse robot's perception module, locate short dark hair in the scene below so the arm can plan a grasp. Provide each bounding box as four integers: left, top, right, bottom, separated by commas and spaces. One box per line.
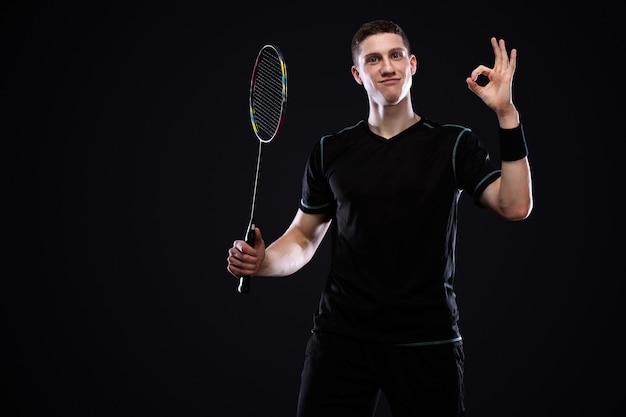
351, 20, 411, 65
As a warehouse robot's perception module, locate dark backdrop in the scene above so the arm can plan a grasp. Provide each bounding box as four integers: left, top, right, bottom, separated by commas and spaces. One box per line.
5, 2, 622, 416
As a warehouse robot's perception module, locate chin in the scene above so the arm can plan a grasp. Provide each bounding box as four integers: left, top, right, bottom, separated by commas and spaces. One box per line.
384, 97, 403, 105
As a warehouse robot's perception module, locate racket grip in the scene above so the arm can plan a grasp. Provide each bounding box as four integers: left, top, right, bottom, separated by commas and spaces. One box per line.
238, 223, 255, 294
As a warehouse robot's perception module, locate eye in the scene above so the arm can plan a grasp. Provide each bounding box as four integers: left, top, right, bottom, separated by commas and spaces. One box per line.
391, 52, 402, 59
367, 56, 379, 64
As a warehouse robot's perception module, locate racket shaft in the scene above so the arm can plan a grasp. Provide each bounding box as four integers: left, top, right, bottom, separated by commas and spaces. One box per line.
238, 224, 255, 294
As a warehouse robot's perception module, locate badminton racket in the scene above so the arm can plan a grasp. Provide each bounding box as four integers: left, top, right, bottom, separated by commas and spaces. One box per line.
238, 44, 288, 294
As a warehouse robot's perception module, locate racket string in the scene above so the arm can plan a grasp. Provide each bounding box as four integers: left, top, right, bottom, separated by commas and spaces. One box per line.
250, 47, 287, 143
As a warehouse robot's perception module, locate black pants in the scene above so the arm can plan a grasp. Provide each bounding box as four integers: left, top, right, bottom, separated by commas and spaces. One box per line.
296, 332, 465, 417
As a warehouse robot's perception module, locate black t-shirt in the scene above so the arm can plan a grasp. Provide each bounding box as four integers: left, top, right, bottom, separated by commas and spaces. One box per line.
299, 117, 501, 344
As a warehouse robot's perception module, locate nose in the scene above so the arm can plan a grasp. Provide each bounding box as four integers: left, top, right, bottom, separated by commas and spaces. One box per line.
380, 58, 395, 75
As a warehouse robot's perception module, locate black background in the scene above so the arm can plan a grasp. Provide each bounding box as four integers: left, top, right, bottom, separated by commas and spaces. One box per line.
5, 2, 622, 416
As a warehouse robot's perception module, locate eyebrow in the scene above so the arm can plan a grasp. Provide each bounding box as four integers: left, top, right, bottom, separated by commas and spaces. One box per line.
388, 47, 407, 55
364, 47, 406, 56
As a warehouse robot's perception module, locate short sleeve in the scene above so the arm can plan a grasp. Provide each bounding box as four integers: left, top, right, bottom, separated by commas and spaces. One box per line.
299, 138, 335, 215
453, 129, 501, 206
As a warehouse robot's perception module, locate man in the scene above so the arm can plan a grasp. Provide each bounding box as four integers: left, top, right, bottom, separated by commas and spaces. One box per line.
227, 19, 532, 417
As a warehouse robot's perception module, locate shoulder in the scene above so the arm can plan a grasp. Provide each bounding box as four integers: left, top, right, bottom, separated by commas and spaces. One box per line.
422, 117, 472, 138
304, 120, 367, 167
413, 118, 478, 154
319, 120, 367, 146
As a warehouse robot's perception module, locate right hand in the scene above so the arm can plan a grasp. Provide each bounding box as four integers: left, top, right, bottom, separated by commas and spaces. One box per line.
226, 227, 265, 279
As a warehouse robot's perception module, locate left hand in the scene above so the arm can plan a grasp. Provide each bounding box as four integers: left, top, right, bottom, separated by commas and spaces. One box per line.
466, 37, 517, 119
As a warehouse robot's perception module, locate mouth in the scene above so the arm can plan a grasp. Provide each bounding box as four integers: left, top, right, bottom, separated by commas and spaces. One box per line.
380, 78, 401, 85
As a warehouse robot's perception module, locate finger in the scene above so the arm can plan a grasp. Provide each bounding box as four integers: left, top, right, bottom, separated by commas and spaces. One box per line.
227, 264, 249, 278
226, 260, 241, 277
228, 245, 245, 259
508, 47, 517, 73
496, 38, 516, 72
491, 37, 502, 67
226, 265, 238, 278
233, 239, 255, 255
466, 76, 478, 93
227, 253, 253, 273
469, 64, 489, 81
230, 258, 256, 275
226, 253, 240, 267
499, 38, 510, 68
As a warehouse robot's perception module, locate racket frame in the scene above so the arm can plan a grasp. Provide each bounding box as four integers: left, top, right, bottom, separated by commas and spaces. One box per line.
238, 44, 288, 294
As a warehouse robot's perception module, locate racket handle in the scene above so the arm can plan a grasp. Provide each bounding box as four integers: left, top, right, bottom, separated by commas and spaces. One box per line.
238, 223, 255, 294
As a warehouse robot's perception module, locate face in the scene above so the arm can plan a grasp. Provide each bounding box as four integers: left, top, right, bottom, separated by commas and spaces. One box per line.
351, 32, 417, 106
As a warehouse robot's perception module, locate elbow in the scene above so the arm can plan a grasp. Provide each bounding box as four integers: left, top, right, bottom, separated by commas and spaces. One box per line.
502, 199, 533, 221
507, 208, 532, 221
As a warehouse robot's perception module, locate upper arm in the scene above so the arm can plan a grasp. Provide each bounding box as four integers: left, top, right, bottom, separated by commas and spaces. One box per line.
478, 178, 501, 214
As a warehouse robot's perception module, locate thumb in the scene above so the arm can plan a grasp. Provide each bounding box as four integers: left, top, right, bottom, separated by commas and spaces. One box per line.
254, 226, 264, 246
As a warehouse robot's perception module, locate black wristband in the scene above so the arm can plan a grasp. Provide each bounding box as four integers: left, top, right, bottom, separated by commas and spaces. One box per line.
499, 124, 528, 161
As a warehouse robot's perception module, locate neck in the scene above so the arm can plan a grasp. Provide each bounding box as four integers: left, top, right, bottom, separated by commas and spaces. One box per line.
367, 101, 420, 139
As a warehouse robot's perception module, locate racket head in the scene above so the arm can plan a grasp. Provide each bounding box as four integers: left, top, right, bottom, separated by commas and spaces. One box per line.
249, 44, 288, 144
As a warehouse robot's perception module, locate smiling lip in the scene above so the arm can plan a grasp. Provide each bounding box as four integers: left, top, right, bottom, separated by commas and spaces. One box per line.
380, 78, 401, 85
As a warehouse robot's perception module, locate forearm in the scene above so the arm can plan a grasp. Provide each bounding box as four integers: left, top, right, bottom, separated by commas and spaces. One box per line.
257, 237, 314, 277
481, 118, 534, 220
498, 157, 533, 220
498, 115, 533, 219
257, 214, 330, 277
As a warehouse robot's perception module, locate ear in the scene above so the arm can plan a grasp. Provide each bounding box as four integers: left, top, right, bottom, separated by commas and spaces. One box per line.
410, 54, 418, 76
351, 65, 363, 85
